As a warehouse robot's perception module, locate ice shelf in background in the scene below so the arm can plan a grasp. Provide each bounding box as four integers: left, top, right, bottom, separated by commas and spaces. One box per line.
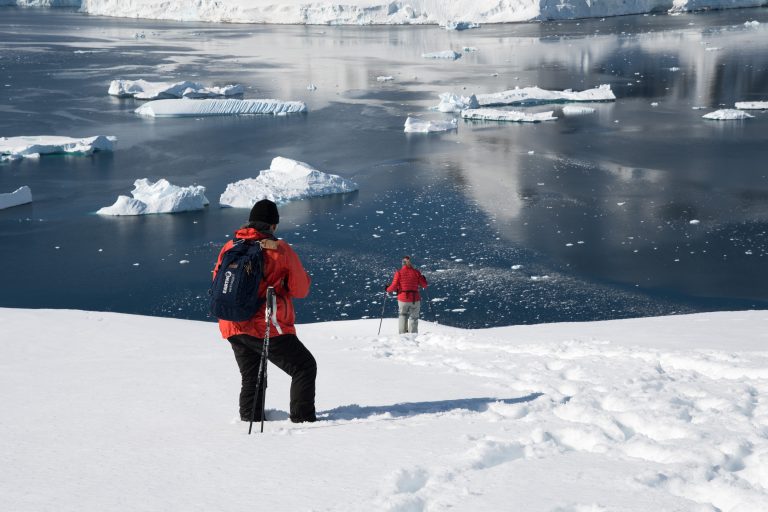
108, 79, 244, 100
461, 108, 557, 122
219, 157, 358, 208
0, 186, 32, 210
404, 117, 458, 133
96, 179, 209, 215
0, 135, 116, 161
134, 98, 307, 117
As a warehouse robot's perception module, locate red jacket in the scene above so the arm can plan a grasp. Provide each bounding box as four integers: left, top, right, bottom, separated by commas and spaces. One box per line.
213, 228, 311, 340
387, 266, 427, 302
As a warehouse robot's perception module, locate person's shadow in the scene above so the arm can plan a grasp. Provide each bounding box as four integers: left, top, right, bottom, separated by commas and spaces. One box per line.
318, 393, 544, 422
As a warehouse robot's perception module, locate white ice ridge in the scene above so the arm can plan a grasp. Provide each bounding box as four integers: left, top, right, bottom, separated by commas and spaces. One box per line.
404, 117, 458, 133
435, 93, 480, 113
735, 101, 768, 110
422, 50, 461, 60
475, 84, 616, 107
219, 157, 358, 208
0, 135, 116, 161
134, 98, 307, 117
461, 108, 557, 122
66, 0, 768, 24
96, 179, 209, 215
702, 109, 755, 120
108, 79, 244, 100
0, 186, 32, 210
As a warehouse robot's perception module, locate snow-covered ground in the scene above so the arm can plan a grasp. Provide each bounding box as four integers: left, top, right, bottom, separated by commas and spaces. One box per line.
2, 308, 768, 511
134, 98, 307, 117
0, 186, 32, 210
96, 178, 209, 215
219, 157, 358, 208
5, 0, 768, 24
0, 135, 116, 161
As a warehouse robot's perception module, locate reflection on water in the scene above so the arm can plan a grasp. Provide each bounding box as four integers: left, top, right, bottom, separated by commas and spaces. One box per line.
0, 8, 767, 327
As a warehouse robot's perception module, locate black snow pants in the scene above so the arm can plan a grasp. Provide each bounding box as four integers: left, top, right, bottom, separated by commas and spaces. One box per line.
228, 333, 317, 423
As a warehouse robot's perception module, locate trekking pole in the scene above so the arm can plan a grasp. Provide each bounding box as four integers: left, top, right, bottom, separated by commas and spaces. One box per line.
377, 292, 389, 335
249, 286, 275, 435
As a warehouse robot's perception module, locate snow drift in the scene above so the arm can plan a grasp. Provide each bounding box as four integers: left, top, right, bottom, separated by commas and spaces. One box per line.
96, 179, 209, 215
134, 98, 307, 117
109, 79, 244, 100
219, 157, 358, 208
0, 135, 116, 161
0, 186, 32, 210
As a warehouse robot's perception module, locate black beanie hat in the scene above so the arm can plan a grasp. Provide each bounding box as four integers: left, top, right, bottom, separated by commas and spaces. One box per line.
249, 199, 280, 225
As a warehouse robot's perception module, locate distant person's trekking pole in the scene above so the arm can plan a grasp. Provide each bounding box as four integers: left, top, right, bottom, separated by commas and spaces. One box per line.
377, 291, 389, 335
249, 286, 275, 435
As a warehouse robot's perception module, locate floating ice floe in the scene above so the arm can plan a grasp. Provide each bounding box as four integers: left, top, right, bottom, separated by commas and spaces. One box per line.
134, 98, 307, 117
562, 105, 596, 115
219, 157, 358, 208
108, 79, 244, 100
376, 76, 394, 82
97, 179, 209, 215
435, 92, 479, 113
735, 101, 768, 110
474, 84, 616, 107
421, 50, 461, 60
461, 108, 557, 122
702, 109, 754, 120
0, 186, 32, 210
404, 117, 458, 133
442, 21, 479, 31
744, 20, 760, 27
0, 135, 116, 161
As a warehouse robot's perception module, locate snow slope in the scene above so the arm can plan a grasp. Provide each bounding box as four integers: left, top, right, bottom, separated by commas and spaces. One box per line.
2, 308, 768, 511
4, 0, 768, 23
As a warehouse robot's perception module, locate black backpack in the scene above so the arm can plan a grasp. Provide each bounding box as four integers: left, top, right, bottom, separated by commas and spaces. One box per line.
209, 238, 266, 321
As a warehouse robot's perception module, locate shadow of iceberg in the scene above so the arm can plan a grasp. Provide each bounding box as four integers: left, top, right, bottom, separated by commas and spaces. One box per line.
320, 393, 543, 421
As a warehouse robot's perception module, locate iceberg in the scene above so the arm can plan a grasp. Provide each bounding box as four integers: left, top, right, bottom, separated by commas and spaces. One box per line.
435, 93, 479, 113
735, 102, 768, 110
219, 157, 358, 208
0, 186, 32, 210
461, 108, 557, 123
97, 179, 209, 215
442, 21, 480, 31
404, 117, 458, 133
0, 135, 116, 161
134, 98, 307, 117
702, 109, 755, 120
108, 79, 244, 100
376, 76, 394, 82
562, 106, 597, 116
421, 51, 461, 60
475, 84, 616, 107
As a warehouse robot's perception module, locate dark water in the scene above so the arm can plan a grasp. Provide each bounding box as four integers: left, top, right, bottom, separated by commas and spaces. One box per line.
1, 7, 767, 328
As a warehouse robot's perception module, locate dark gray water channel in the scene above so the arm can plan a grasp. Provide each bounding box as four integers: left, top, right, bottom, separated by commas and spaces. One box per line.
1, 7, 767, 327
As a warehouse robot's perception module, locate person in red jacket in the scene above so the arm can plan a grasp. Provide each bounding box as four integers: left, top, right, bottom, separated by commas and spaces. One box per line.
213, 199, 316, 423
386, 255, 428, 334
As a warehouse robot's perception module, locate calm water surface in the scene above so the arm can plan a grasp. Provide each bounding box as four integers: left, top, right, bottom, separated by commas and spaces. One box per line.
1, 7, 767, 328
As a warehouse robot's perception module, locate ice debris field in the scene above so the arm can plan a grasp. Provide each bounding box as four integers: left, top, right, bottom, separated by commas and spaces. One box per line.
2, 308, 768, 511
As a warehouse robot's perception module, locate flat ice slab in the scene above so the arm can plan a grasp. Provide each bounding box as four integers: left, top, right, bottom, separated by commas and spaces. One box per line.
702, 109, 755, 120
562, 105, 596, 116
735, 101, 768, 110
435, 93, 479, 113
404, 117, 458, 133
134, 98, 307, 117
109, 79, 244, 100
219, 157, 359, 208
461, 108, 557, 122
0, 186, 32, 210
97, 179, 209, 215
475, 84, 616, 107
0, 135, 116, 161
421, 51, 461, 60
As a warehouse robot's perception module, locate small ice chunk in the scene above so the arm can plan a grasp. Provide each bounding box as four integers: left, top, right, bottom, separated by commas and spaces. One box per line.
404, 117, 458, 133
443, 21, 480, 31
435, 92, 479, 113
135, 98, 307, 117
461, 108, 556, 122
0, 135, 116, 160
669, 67, 681, 72
109, 79, 243, 100
562, 105, 596, 116
421, 50, 461, 60
307, 83, 317, 91
735, 101, 768, 110
705, 47, 721, 52
179, 260, 190, 264
651, 102, 659, 107
0, 186, 32, 210
463, 47, 478, 52
219, 157, 358, 208
744, 20, 760, 27
97, 179, 209, 215
475, 84, 615, 107
689, 219, 700, 225
376, 76, 394, 82
702, 109, 754, 120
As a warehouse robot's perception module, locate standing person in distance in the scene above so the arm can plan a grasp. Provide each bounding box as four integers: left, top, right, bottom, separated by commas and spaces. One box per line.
386, 255, 428, 334
212, 199, 317, 423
